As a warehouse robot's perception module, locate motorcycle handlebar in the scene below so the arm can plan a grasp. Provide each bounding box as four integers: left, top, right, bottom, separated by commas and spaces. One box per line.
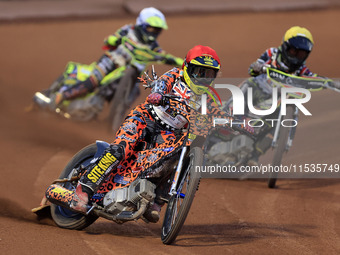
163, 94, 256, 139
322, 80, 340, 93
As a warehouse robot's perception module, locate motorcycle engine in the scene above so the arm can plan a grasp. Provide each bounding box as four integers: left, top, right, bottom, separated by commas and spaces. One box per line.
102, 179, 156, 215
208, 134, 254, 165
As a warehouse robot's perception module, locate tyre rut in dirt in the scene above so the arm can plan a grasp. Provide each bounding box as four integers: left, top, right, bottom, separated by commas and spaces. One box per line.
50, 143, 98, 230
268, 106, 294, 188
161, 147, 202, 245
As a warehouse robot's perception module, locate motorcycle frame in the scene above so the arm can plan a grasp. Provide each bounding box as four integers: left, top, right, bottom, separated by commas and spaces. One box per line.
169, 146, 188, 196
271, 104, 299, 152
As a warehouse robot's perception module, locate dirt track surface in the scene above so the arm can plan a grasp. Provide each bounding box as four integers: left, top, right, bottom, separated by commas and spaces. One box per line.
1, 9, 340, 255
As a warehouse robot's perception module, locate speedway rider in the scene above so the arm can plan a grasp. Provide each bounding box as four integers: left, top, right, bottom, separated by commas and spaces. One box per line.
66, 45, 250, 222
224, 26, 340, 166
49, 7, 183, 108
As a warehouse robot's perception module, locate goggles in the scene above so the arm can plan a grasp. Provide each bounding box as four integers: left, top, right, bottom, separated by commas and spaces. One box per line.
191, 66, 218, 79
287, 47, 309, 60
145, 25, 162, 35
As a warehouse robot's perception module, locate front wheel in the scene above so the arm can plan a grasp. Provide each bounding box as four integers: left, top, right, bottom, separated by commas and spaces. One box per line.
50, 144, 99, 230
161, 147, 202, 245
268, 106, 294, 188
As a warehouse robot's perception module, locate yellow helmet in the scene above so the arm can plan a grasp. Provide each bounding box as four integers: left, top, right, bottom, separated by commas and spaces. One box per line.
283, 26, 314, 46
279, 26, 314, 72
182, 45, 221, 95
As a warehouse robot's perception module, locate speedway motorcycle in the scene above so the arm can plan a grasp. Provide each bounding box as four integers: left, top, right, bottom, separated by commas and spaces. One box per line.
32, 88, 209, 245
32, 35, 182, 131
32, 64, 257, 243
205, 67, 339, 188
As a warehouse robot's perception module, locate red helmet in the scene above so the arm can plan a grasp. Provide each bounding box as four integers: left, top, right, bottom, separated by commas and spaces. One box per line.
183, 45, 221, 95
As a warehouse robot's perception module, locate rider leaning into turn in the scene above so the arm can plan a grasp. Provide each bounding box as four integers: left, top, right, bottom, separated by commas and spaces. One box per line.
49, 7, 182, 108
248, 26, 315, 77
68, 45, 242, 223
233, 26, 340, 165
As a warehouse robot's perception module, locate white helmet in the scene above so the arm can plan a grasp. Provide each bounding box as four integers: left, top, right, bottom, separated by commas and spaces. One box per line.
135, 7, 168, 43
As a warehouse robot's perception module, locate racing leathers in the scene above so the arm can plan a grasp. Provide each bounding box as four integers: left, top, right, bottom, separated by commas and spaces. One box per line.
70, 67, 240, 216
248, 47, 316, 77
54, 25, 182, 104
225, 47, 318, 162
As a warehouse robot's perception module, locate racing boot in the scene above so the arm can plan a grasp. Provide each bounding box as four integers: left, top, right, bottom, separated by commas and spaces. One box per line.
143, 202, 162, 223
69, 183, 94, 213
70, 144, 125, 213
58, 55, 114, 104
45, 182, 93, 214
143, 181, 169, 223
49, 72, 98, 111
48, 92, 64, 111
33, 91, 52, 109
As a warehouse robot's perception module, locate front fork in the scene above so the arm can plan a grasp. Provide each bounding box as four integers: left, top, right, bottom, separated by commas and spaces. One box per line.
271, 107, 298, 151
169, 146, 188, 196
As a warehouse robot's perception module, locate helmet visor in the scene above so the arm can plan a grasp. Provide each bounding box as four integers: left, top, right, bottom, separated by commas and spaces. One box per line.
145, 25, 162, 35
288, 36, 313, 51
190, 66, 218, 86
287, 47, 309, 61
139, 24, 162, 42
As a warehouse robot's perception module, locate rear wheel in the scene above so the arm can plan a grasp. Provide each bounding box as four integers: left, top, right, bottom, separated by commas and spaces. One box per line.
268, 106, 294, 188
50, 144, 98, 230
161, 147, 202, 245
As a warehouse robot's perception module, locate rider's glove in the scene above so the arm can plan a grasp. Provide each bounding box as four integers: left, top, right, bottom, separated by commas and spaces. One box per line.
248, 61, 266, 76
147, 92, 165, 106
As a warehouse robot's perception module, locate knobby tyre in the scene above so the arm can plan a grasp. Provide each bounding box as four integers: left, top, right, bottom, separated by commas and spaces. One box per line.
50, 143, 99, 230
268, 105, 294, 188
161, 147, 202, 245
